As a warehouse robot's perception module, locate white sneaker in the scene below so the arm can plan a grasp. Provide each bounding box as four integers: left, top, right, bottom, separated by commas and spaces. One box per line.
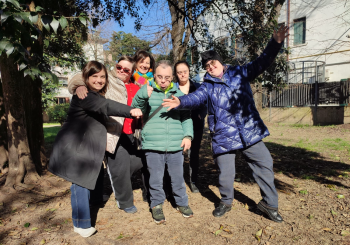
73, 226, 97, 237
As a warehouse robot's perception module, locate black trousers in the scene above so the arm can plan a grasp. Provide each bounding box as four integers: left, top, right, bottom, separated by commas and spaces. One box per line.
188, 121, 204, 183
105, 133, 143, 209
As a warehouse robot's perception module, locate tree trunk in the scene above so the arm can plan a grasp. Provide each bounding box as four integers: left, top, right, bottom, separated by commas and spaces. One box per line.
26, 1, 47, 172
168, 0, 186, 63
23, 75, 47, 174
0, 82, 9, 173
0, 54, 39, 191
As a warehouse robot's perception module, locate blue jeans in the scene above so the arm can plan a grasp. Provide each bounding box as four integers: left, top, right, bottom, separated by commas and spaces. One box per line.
145, 151, 188, 208
70, 166, 104, 228
215, 140, 278, 208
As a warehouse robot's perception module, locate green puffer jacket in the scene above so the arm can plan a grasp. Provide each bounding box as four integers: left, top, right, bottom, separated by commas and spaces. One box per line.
131, 82, 193, 152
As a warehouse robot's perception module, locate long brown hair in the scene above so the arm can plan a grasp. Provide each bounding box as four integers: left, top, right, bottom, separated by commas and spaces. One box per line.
82, 61, 109, 96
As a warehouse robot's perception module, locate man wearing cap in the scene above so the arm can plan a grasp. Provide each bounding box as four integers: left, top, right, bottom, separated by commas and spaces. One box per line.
162, 25, 289, 222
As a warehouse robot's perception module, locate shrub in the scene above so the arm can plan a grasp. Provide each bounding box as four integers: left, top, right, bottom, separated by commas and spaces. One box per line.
46, 103, 70, 125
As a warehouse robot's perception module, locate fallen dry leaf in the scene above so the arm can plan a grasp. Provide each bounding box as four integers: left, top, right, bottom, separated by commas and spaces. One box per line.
8, 231, 20, 236
255, 229, 263, 241
244, 204, 249, 210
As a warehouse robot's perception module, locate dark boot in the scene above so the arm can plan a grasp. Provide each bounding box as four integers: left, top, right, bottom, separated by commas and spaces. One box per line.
213, 203, 232, 217
257, 201, 283, 223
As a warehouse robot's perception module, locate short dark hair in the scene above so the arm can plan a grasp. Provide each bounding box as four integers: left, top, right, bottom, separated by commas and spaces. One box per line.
133, 50, 155, 72
82, 61, 109, 96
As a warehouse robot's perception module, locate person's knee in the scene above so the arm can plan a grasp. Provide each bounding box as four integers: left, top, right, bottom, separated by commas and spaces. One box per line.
261, 153, 273, 169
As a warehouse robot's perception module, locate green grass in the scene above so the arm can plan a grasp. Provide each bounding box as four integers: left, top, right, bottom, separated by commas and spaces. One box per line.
43, 123, 60, 127
44, 126, 61, 144
291, 124, 311, 128
292, 138, 350, 155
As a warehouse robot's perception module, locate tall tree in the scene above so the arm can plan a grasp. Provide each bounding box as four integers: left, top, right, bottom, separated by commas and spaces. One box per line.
0, 0, 153, 192
140, 0, 286, 83
108, 31, 151, 60
0, 0, 87, 191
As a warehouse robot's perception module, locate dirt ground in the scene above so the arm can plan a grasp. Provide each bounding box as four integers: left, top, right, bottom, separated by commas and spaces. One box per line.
1, 123, 350, 245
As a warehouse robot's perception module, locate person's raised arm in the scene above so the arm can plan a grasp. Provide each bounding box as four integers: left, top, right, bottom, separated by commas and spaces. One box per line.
243, 25, 289, 81
162, 83, 208, 111
131, 83, 152, 114
79, 92, 142, 119
68, 73, 88, 99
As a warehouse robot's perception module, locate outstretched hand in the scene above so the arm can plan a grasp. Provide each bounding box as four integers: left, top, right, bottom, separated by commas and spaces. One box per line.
130, 108, 143, 119
273, 24, 289, 43
162, 95, 180, 111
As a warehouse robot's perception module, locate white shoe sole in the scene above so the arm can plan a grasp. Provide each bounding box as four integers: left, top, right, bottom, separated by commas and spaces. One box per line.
176, 207, 194, 218
73, 227, 97, 237
154, 218, 166, 224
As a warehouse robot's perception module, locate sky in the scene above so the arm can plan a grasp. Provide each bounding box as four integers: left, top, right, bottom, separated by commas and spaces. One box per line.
112, 15, 149, 37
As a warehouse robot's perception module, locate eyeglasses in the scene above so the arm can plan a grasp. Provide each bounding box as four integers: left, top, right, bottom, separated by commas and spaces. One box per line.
156, 75, 172, 81
116, 65, 131, 74
205, 60, 217, 70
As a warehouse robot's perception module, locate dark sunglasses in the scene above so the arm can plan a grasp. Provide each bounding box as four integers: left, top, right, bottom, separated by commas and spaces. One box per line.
116, 65, 131, 74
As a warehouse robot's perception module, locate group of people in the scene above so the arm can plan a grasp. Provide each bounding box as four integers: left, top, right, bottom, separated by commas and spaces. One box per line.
48, 25, 289, 237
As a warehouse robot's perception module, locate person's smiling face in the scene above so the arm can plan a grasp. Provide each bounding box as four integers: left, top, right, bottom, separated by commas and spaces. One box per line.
205, 60, 224, 77
87, 70, 106, 92
115, 60, 133, 82
136, 57, 151, 74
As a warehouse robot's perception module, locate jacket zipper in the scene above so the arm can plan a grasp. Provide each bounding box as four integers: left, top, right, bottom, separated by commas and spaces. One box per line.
165, 92, 168, 153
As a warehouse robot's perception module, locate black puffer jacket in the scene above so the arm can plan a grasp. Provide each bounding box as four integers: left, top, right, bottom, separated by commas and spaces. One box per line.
48, 91, 133, 190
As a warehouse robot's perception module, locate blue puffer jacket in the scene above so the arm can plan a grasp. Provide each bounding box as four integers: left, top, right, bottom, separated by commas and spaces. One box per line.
177, 38, 282, 155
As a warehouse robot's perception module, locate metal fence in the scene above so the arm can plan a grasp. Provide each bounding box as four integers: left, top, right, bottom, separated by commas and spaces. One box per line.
262, 80, 350, 107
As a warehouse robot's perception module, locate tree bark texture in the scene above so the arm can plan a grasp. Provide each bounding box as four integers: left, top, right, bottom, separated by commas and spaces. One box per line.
168, 0, 193, 63
0, 83, 9, 173
0, 54, 39, 190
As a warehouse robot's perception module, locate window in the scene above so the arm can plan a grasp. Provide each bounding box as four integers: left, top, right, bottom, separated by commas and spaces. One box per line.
278, 22, 286, 53
59, 79, 68, 87
293, 17, 306, 45
58, 97, 69, 104
231, 37, 236, 56
186, 46, 198, 65
235, 36, 244, 59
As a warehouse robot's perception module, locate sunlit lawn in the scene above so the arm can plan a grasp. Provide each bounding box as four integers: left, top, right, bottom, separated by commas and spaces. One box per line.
43, 126, 61, 144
